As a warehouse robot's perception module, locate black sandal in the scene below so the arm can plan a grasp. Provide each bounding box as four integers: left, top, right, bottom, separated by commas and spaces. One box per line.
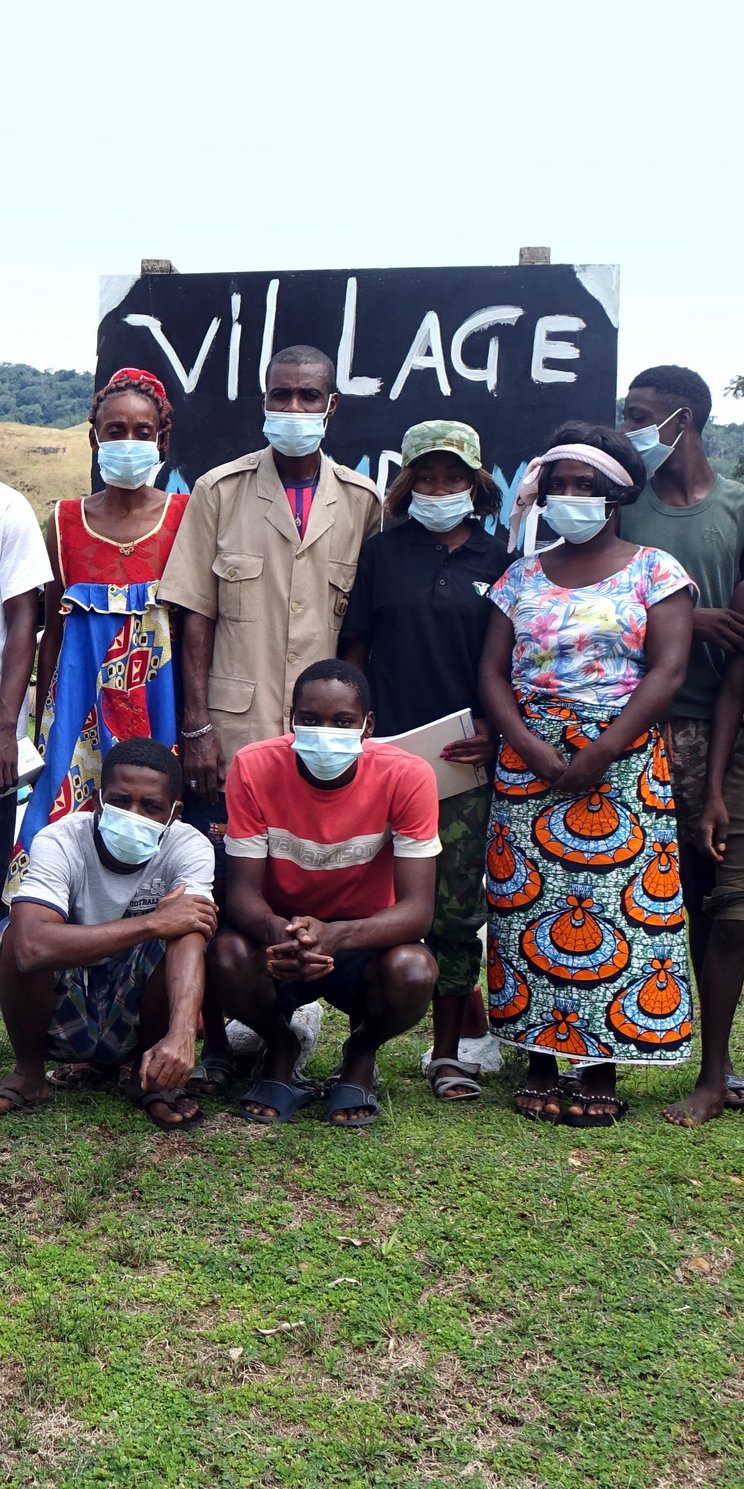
514, 1085, 563, 1124
564, 1092, 628, 1129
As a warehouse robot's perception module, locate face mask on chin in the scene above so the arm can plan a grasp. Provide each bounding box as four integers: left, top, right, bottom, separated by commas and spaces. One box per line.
98, 803, 174, 865
408, 488, 475, 532
263, 400, 332, 458
625, 408, 684, 477
543, 496, 610, 544
291, 723, 366, 781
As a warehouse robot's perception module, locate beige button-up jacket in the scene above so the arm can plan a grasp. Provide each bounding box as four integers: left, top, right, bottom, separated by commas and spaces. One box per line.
158, 446, 381, 765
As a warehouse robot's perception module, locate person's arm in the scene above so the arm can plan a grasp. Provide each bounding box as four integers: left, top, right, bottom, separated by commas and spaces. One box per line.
139, 932, 206, 1091
0, 591, 38, 788
337, 636, 370, 673
555, 588, 692, 796
698, 583, 744, 861
180, 611, 225, 800
276, 856, 437, 967
35, 515, 65, 745
10, 885, 217, 974
226, 855, 296, 946
477, 606, 566, 784
338, 536, 375, 675
692, 606, 744, 653
225, 856, 333, 979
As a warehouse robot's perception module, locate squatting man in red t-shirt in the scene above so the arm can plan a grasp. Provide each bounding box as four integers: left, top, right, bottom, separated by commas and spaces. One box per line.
207, 659, 441, 1126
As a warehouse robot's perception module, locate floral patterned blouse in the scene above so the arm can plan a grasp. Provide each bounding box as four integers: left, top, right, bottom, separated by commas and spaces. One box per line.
488, 547, 696, 706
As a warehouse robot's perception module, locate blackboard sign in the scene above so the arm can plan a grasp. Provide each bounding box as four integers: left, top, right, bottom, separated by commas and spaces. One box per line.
96, 264, 618, 534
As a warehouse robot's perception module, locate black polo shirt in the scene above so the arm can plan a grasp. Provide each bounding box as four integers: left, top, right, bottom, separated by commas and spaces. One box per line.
341, 517, 510, 735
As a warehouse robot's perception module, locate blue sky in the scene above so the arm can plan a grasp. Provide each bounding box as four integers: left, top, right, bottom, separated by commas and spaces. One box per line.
4, 0, 743, 421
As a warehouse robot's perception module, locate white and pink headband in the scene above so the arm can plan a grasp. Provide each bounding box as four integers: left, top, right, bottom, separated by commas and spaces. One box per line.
508, 442, 635, 554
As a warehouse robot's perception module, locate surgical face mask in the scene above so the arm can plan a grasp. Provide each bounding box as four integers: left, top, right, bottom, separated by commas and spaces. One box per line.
291, 723, 366, 781
263, 400, 332, 458
544, 496, 610, 544
409, 488, 475, 532
98, 802, 174, 865
625, 408, 684, 477
96, 436, 163, 490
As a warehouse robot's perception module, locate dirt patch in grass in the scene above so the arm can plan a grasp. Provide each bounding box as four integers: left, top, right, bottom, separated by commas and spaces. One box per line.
0, 1176, 50, 1213
0, 1357, 108, 1480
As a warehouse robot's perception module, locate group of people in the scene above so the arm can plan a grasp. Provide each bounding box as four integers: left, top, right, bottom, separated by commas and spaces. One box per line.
0, 348, 742, 1132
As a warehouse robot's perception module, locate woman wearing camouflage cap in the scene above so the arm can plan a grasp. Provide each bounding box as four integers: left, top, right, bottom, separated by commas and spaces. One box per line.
340, 420, 508, 1100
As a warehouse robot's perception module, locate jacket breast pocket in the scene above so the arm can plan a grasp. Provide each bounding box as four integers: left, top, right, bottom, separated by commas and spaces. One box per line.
211, 553, 264, 623
328, 559, 357, 632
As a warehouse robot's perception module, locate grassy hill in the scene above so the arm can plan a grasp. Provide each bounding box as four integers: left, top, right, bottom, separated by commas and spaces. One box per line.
0, 421, 91, 528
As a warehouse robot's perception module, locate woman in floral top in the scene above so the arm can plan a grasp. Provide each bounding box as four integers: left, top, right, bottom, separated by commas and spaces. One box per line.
479, 426, 696, 1126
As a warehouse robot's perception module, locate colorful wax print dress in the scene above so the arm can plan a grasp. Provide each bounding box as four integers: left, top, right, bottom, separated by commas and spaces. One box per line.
485, 548, 695, 1066
6, 492, 189, 898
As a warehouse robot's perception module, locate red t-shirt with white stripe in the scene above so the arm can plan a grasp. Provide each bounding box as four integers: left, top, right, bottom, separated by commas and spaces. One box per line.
225, 735, 441, 921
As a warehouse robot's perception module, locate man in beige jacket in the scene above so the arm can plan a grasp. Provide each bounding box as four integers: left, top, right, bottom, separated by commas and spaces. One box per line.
159, 344, 381, 798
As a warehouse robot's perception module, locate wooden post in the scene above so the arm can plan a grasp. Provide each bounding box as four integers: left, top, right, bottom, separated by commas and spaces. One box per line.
140, 259, 179, 274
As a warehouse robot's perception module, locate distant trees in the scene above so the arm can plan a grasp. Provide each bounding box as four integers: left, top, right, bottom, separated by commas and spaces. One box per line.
0, 364, 93, 427
725, 378, 744, 480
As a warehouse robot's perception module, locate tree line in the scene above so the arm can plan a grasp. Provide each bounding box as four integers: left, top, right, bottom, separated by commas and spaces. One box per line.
0, 364, 94, 427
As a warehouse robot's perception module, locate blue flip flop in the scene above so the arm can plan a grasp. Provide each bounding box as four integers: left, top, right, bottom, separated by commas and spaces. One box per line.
239, 1079, 317, 1125
326, 1082, 380, 1128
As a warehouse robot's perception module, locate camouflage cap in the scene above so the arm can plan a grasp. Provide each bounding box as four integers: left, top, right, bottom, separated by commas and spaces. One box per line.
400, 420, 482, 471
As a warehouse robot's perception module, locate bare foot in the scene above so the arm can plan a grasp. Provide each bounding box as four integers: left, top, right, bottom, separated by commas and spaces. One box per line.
663, 1085, 725, 1127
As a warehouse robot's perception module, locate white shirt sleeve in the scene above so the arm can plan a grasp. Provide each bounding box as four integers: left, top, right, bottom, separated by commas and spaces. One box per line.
12, 824, 74, 918
164, 827, 216, 900
0, 485, 53, 603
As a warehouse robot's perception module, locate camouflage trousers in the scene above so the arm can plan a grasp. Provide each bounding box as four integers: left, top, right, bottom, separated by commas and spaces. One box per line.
427, 783, 491, 998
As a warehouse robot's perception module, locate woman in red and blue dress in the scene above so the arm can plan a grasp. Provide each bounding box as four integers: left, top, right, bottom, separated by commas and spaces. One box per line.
479, 425, 696, 1126
6, 368, 188, 896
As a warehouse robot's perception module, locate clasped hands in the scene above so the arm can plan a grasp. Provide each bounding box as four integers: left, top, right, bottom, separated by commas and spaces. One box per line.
522, 735, 614, 796
266, 916, 337, 983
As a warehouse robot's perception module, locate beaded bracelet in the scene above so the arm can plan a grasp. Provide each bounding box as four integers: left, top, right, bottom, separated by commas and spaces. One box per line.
180, 722, 214, 739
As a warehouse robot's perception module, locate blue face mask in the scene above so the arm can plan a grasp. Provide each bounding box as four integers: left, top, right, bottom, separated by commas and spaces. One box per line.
263, 401, 331, 458
96, 437, 162, 490
625, 408, 683, 477
409, 488, 475, 532
291, 723, 366, 781
544, 496, 609, 544
98, 803, 173, 865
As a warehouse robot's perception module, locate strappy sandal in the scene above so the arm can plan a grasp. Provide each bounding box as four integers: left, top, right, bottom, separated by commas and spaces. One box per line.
426, 1058, 481, 1102
186, 1053, 235, 1097
513, 1085, 562, 1124
46, 1063, 113, 1090
132, 1086, 205, 1133
564, 1092, 629, 1129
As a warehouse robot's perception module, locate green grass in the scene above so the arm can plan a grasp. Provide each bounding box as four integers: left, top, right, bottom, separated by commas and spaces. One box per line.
1, 1007, 743, 1489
